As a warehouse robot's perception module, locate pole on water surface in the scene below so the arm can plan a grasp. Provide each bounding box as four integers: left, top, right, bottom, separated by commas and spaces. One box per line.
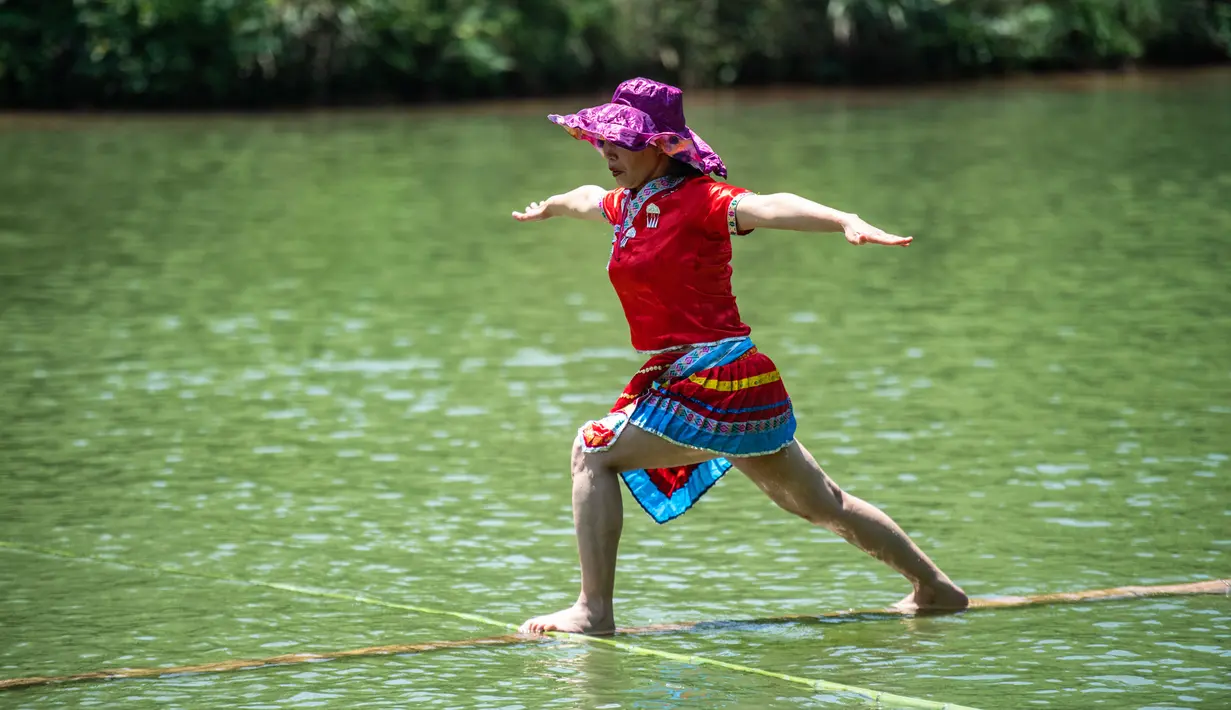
1, 540, 1226, 709
617, 578, 1231, 634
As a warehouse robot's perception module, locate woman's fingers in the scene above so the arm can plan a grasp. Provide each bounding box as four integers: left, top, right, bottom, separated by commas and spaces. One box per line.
848, 223, 913, 247
511, 201, 546, 221
872, 232, 912, 246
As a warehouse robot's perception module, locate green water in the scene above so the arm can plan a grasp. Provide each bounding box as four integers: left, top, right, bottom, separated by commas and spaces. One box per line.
2, 72, 1230, 708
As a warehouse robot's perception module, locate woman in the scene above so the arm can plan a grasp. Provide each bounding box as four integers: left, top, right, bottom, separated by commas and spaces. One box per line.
511, 77, 968, 635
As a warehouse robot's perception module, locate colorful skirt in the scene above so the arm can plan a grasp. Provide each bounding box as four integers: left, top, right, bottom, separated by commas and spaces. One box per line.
577, 337, 796, 523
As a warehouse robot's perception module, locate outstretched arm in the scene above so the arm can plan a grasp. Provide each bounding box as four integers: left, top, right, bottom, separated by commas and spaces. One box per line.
735, 193, 912, 247
512, 185, 609, 223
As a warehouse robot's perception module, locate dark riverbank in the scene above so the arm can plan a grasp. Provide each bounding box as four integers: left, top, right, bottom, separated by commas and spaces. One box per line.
3, 0, 1228, 110
2, 66, 1228, 129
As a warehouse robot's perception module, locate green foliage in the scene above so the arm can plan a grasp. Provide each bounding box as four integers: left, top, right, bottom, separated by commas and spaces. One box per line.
0, 0, 1226, 107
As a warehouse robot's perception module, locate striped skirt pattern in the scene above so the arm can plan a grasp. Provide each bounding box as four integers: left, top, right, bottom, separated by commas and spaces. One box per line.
578, 337, 796, 523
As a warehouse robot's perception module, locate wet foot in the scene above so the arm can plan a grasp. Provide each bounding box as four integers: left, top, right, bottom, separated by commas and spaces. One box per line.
518, 602, 615, 636
892, 579, 970, 614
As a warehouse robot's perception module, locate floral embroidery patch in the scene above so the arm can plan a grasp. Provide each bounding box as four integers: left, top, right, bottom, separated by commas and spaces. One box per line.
582, 421, 616, 448
578, 410, 630, 452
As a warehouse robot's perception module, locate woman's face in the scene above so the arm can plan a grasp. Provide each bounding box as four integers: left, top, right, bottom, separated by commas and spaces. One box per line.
600, 141, 667, 190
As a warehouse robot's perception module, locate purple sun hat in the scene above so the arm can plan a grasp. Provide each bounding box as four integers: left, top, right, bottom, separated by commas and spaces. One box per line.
548, 77, 727, 178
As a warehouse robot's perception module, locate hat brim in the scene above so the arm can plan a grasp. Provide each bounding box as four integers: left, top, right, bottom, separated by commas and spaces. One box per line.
548, 107, 727, 178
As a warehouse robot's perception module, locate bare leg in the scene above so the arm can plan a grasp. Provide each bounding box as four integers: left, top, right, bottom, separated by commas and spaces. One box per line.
732, 441, 969, 612
519, 424, 715, 635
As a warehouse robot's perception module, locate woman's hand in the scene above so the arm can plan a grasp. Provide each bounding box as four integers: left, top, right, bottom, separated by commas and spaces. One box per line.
842, 216, 912, 247
512, 199, 554, 222
512, 186, 608, 223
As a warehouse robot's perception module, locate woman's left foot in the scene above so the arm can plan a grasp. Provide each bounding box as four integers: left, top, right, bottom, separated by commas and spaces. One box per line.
892, 580, 970, 613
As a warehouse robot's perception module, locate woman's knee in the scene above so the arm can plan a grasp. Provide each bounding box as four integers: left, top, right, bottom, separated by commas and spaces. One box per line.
794, 477, 851, 528
737, 448, 850, 526
570, 436, 615, 478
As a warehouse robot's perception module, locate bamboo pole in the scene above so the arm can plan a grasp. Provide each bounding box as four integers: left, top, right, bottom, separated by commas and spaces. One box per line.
1, 578, 1223, 695
2, 540, 1226, 708
618, 578, 1231, 634
0, 635, 526, 691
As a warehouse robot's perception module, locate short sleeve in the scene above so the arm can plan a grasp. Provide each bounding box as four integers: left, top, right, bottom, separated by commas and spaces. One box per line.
703, 180, 756, 238
600, 189, 625, 226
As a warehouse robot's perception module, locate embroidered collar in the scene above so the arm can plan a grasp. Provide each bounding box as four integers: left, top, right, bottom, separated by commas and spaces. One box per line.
616, 175, 684, 241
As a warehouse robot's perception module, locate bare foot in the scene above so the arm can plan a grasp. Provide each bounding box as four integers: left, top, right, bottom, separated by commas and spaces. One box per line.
892, 579, 970, 614
519, 602, 615, 636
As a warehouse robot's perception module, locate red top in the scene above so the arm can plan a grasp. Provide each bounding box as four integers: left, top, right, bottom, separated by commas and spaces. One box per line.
599, 175, 755, 353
